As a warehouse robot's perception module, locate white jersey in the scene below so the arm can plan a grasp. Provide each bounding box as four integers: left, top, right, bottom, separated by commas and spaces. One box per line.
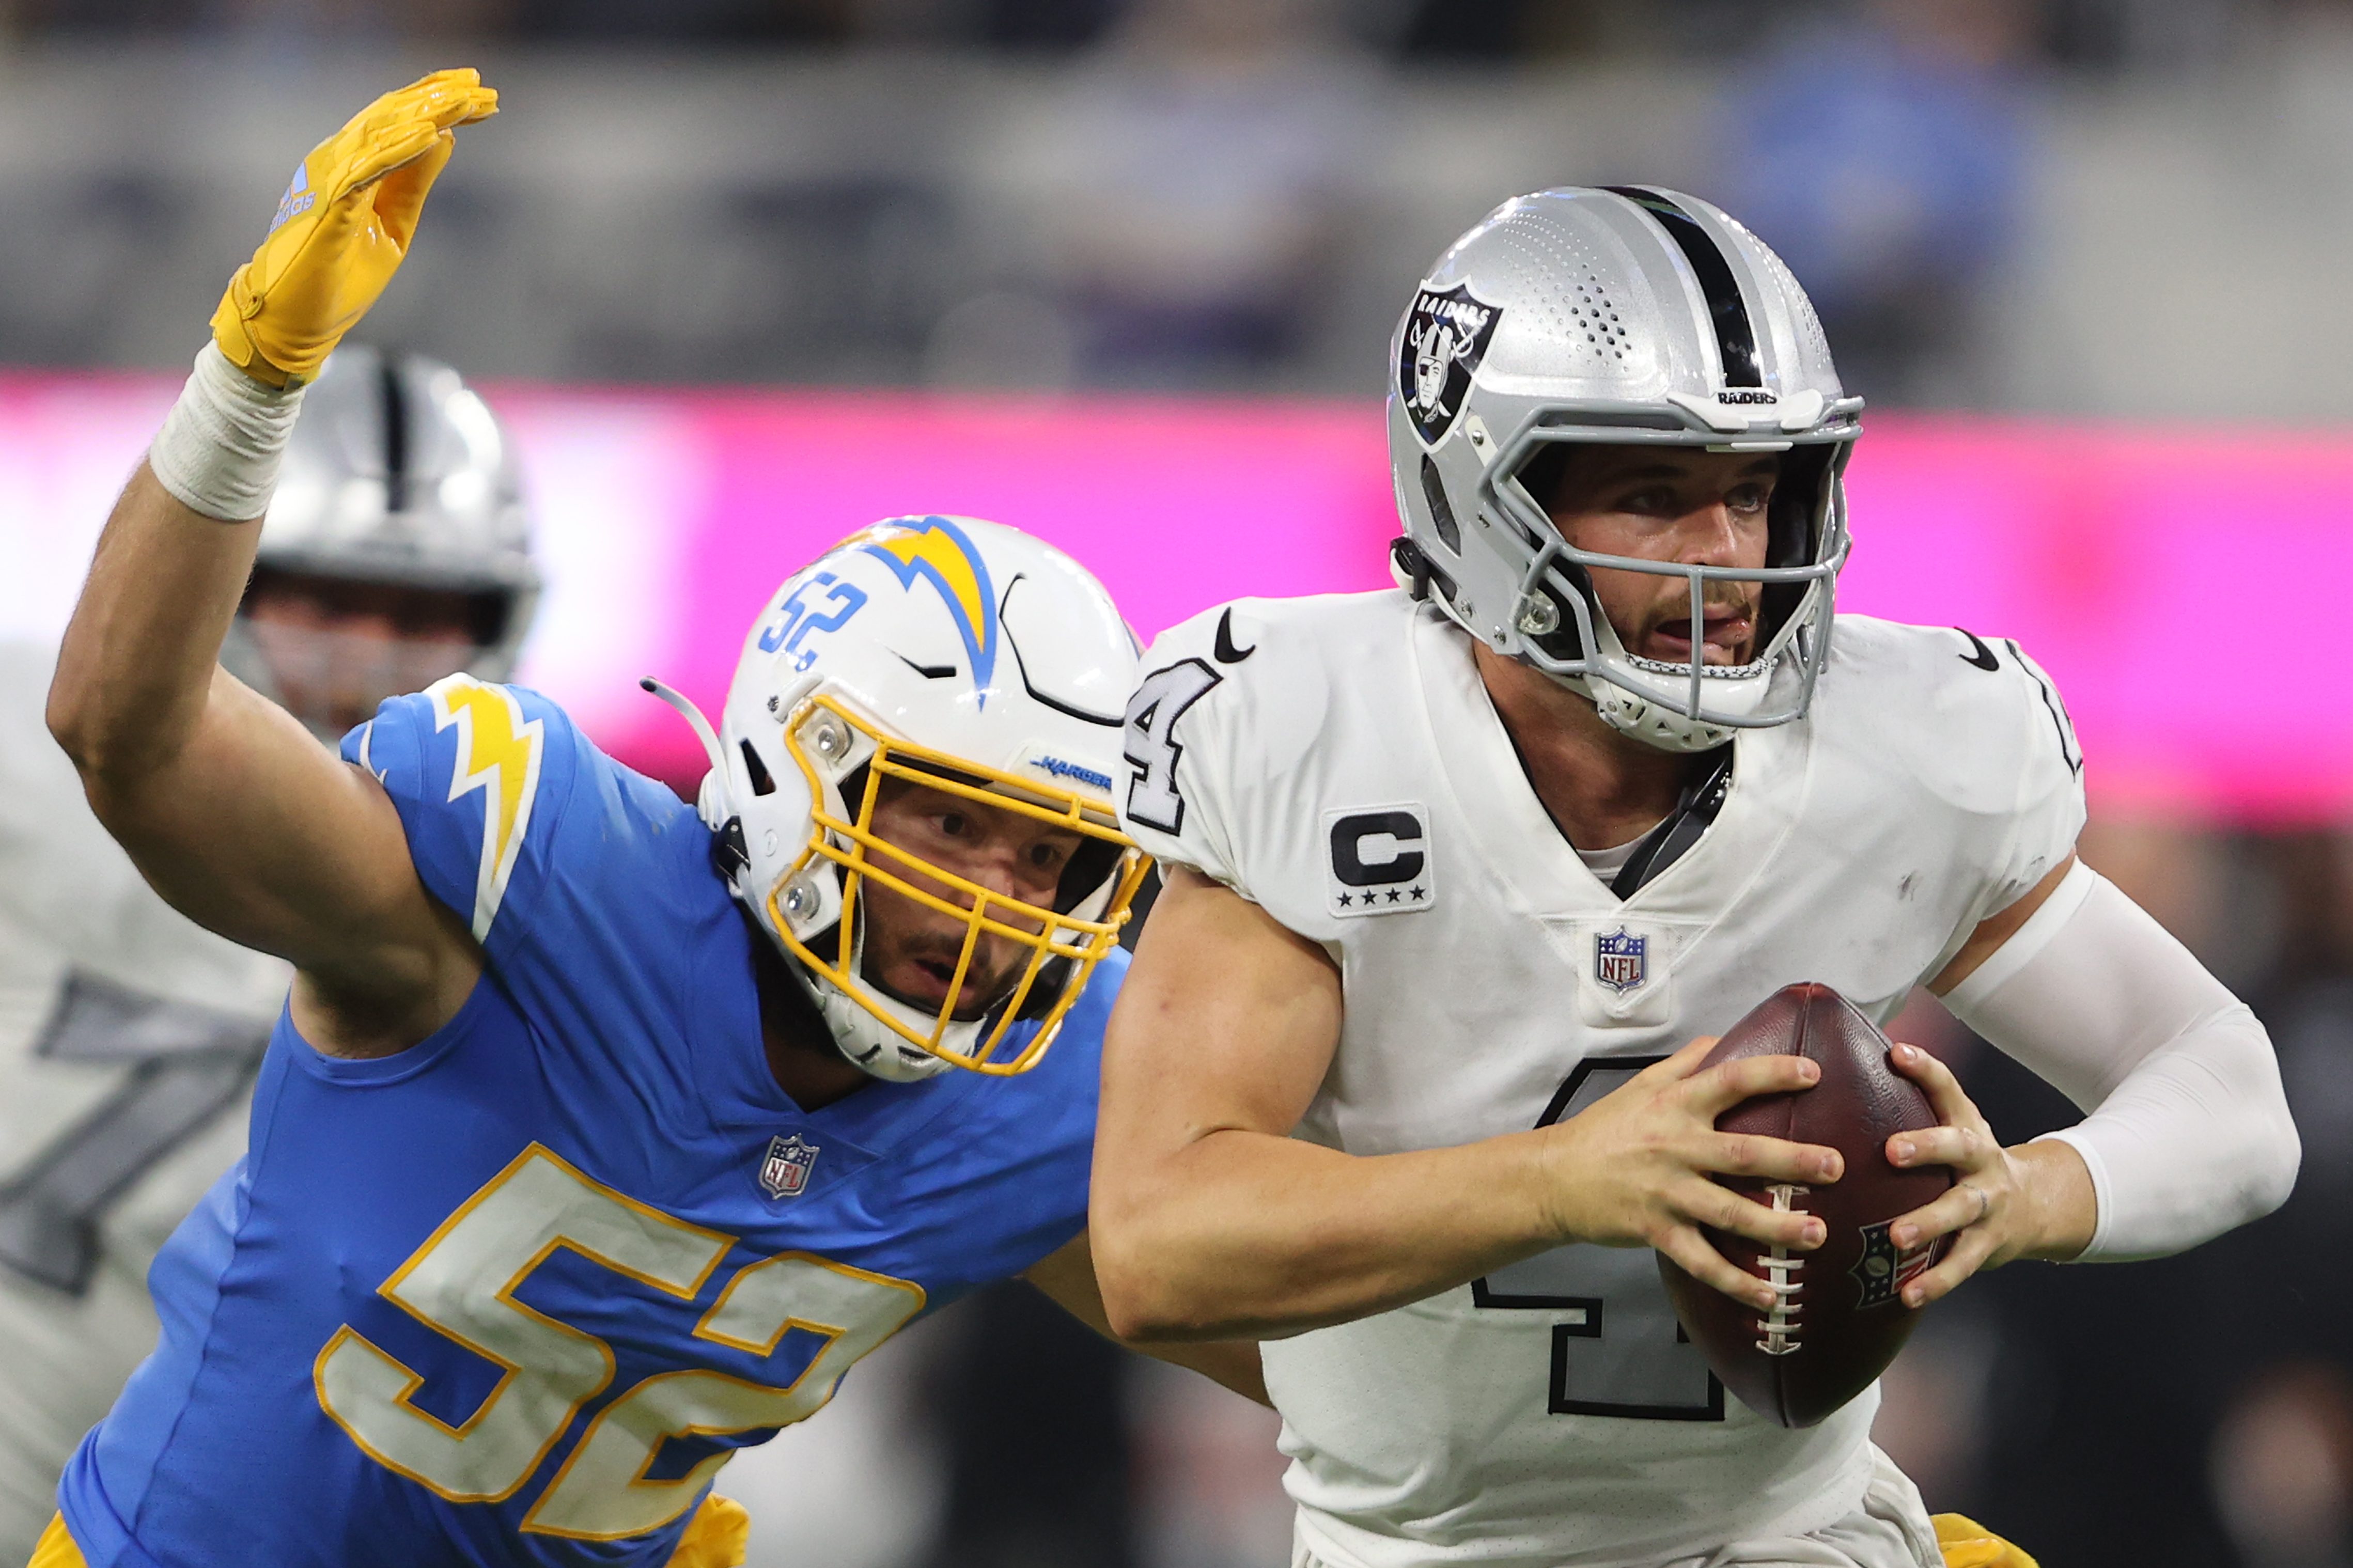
1117, 591, 2083, 1568
0, 641, 288, 1558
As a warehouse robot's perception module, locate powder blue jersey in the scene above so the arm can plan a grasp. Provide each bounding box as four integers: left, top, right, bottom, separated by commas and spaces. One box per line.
57, 676, 1118, 1568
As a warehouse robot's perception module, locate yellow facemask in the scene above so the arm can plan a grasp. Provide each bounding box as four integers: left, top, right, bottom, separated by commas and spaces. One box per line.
766, 694, 1150, 1076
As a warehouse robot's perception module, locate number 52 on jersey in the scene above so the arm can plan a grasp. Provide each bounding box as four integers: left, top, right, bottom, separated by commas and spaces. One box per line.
316, 1143, 923, 1542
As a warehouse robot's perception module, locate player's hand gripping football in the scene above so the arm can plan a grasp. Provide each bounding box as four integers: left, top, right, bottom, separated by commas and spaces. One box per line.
1534, 1036, 1845, 1312
1880, 1042, 2091, 1306
211, 69, 497, 387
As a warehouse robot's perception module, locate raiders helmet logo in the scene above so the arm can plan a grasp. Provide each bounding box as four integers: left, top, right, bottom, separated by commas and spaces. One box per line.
1399, 283, 1502, 447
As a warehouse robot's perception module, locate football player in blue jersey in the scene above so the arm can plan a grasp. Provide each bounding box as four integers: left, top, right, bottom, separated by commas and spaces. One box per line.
35, 71, 1261, 1568
0, 343, 541, 1567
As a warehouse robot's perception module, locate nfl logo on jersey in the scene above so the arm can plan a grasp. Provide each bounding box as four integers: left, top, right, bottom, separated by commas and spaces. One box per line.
758, 1134, 820, 1199
1594, 928, 1647, 994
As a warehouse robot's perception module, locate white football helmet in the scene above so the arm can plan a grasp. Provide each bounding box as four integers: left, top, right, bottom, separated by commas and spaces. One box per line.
224, 344, 540, 738
649, 515, 1149, 1083
1389, 186, 1863, 752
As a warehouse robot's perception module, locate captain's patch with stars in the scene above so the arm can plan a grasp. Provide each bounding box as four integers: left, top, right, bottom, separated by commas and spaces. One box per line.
1326, 805, 1437, 918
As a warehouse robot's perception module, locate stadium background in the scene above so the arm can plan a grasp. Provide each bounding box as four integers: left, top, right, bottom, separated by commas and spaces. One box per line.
4, 1, 2352, 1564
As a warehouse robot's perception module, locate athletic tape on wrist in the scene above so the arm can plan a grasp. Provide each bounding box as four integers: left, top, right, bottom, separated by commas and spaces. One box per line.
147, 342, 307, 522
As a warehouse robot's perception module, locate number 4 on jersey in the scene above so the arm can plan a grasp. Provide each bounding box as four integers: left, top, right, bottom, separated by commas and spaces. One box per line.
1472, 1058, 1725, 1422
1123, 660, 1221, 835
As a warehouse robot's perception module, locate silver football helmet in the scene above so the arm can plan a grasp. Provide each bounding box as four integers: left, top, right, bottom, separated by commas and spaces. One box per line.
1389, 186, 1863, 752
225, 345, 540, 738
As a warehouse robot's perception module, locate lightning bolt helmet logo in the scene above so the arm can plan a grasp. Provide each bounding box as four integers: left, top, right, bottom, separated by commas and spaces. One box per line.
844, 516, 1001, 706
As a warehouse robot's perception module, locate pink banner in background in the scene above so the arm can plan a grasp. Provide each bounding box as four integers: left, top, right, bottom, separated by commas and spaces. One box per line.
3, 374, 2347, 823
1836, 417, 2353, 822
612, 390, 1397, 783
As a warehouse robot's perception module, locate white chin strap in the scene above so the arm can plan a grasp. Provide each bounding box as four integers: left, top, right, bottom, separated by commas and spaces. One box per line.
803, 918, 984, 1084
1563, 597, 1777, 755
1583, 659, 1774, 754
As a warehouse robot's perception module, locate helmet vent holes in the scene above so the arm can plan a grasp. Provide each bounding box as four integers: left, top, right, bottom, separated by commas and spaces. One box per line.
1556, 262, 1630, 366
1498, 214, 1634, 370
1795, 293, 1830, 365
1753, 241, 1830, 367
1582, 269, 1630, 360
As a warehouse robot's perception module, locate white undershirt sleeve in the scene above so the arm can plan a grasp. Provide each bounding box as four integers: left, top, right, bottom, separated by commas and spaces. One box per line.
1939, 860, 2300, 1261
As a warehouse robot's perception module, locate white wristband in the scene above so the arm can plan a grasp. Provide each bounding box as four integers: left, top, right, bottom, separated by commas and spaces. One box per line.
147, 342, 307, 522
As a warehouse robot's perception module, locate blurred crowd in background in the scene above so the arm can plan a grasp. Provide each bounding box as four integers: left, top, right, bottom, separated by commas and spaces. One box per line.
1, 0, 2351, 415
5, 2, 2353, 1566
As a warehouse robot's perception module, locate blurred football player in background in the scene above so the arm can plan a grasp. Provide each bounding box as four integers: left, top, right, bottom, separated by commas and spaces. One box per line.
0, 342, 537, 1563
1093, 187, 2299, 1568
32, 71, 1257, 1568
229, 344, 540, 739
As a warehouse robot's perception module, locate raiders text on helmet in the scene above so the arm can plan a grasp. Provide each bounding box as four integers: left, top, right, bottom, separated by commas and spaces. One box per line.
224, 345, 540, 736
648, 516, 1149, 1083
1388, 186, 1863, 752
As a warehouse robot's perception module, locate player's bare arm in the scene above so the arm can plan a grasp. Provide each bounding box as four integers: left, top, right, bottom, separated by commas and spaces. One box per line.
1092, 864, 1842, 1343
51, 471, 476, 1052
1021, 1231, 1269, 1405
45, 72, 496, 1057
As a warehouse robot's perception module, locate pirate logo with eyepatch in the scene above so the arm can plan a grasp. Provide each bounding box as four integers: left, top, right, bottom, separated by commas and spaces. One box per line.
1399, 283, 1502, 447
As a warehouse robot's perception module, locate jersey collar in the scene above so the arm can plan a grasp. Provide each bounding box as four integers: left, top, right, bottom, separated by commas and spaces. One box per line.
1409, 603, 1811, 922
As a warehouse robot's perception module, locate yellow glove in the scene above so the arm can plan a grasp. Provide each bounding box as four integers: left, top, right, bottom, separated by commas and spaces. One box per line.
659, 1493, 750, 1568
210, 68, 497, 387
1932, 1512, 2039, 1568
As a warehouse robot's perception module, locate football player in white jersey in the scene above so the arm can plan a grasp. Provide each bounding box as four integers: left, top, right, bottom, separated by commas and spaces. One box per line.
1091, 186, 2300, 1568
0, 344, 539, 1562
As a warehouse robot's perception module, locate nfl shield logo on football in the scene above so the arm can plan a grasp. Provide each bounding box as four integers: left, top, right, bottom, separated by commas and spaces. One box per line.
758, 1133, 819, 1200
1594, 928, 1648, 994
1850, 1219, 1936, 1309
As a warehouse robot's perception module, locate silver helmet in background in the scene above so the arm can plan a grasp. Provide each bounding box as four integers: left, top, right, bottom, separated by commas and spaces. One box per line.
227, 346, 541, 738
1388, 185, 1862, 753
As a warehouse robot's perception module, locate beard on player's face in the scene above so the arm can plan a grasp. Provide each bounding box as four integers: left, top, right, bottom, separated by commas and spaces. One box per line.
1537, 444, 1780, 668
859, 890, 1031, 1022
852, 779, 1075, 1022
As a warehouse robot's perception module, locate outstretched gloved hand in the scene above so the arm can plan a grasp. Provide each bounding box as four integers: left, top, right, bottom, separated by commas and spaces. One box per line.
210, 68, 498, 388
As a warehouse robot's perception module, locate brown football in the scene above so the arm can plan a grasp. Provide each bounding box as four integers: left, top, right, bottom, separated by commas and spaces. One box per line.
1656, 983, 1952, 1428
